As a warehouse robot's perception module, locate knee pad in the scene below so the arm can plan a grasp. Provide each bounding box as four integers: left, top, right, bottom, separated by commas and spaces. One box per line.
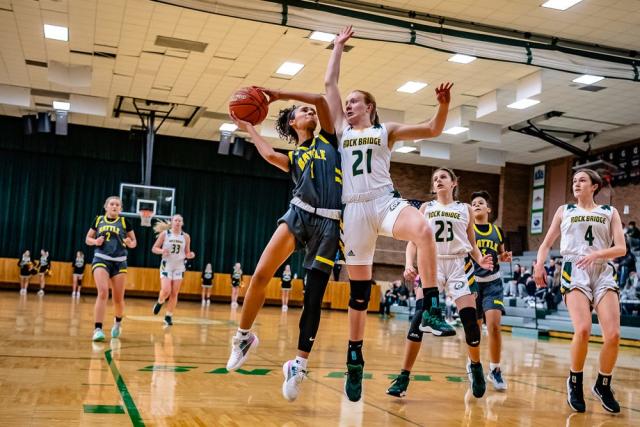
459, 307, 480, 347
349, 280, 372, 311
407, 309, 424, 342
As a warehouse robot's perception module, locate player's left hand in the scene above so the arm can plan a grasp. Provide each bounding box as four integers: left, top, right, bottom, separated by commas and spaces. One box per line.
499, 251, 513, 262
187, 251, 196, 259
478, 253, 494, 271
435, 82, 453, 105
576, 252, 599, 270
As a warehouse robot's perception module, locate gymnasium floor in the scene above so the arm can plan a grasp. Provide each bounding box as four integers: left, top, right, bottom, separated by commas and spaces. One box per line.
0, 291, 637, 427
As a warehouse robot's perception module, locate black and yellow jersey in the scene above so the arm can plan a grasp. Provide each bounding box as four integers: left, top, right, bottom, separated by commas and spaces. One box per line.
91, 215, 132, 261
473, 223, 503, 277
288, 129, 342, 210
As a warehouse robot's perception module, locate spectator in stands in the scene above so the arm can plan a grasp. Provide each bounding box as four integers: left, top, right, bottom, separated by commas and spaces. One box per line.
626, 221, 640, 250
506, 263, 522, 297
520, 266, 535, 297
394, 280, 410, 306
620, 281, 640, 315
545, 259, 563, 311
615, 237, 636, 287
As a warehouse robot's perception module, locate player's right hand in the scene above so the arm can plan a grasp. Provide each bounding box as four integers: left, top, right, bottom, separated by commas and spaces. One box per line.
533, 261, 547, 288
335, 25, 354, 46
229, 111, 252, 132
403, 265, 417, 282
162, 248, 170, 257
255, 87, 281, 103
95, 236, 105, 246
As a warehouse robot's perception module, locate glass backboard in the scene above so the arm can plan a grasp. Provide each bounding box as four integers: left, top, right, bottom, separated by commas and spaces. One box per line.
119, 183, 175, 219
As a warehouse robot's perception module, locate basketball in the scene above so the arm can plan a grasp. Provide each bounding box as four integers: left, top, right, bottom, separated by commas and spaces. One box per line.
228, 87, 269, 126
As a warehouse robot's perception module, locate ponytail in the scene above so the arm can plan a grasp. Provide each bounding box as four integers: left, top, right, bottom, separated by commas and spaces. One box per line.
153, 219, 171, 236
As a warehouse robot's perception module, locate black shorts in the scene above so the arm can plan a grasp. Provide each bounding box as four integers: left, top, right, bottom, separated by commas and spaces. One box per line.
476, 278, 505, 319
278, 206, 341, 275
231, 278, 241, 288
38, 265, 50, 274
92, 257, 127, 278
281, 280, 292, 290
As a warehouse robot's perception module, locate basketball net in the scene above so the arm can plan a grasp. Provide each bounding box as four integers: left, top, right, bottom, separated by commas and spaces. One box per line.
139, 209, 154, 227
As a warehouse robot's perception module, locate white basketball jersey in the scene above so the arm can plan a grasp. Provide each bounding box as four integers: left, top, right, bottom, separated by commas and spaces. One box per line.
162, 230, 186, 267
423, 200, 472, 256
339, 124, 393, 200
560, 204, 614, 258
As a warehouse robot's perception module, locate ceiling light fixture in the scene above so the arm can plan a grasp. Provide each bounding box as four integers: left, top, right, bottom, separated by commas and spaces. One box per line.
507, 99, 540, 109
309, 31, 336, 42
541, 0, 583, 11
572, 74, 604, 85
395, 146, 417, 153
275, 62, 304, 76
397, 81, 428, 94
44, 24, 68, 41
219, 123, 238, 132
53, 101, 70, 111
448, 54, 476, 64
443, 126, 469, 135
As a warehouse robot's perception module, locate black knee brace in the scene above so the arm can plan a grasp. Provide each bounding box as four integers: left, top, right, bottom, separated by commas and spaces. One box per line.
349, 280, 372, 311
459, 307, 480, 347
407, 299, 425, 342
298, 269, 330, 353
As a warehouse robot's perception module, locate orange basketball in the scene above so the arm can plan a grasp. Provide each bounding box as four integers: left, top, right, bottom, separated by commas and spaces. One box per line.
228, 87, 269, 126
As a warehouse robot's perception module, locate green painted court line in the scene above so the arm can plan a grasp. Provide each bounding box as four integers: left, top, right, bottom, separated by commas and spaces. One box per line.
446, 376, 465, 383
325, 371, 373, 379
104, 349, 145, 427
138, 365, 197, 372
83, 404, 125, 414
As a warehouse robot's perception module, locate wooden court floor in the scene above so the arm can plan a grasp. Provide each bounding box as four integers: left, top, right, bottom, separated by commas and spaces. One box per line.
0, 290, 637, 426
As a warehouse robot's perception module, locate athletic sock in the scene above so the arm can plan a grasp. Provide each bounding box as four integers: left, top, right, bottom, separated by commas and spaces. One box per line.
347, 340, 364, 365
400, 369, 411, 376
95, 322, 103, 330
570, 370, 583, 385
490, 362, 500, 371
237, 328, 250, 338
294, 356, 308, 370
166, 312, 172, 317
596, 372, 612, 388
114, 317, 122, 324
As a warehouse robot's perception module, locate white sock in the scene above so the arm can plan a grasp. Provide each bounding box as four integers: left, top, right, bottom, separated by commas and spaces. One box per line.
490, 362, 500, 371
237, 328, 250, 337
294, 356, 308, 370
166, 312, 173, 317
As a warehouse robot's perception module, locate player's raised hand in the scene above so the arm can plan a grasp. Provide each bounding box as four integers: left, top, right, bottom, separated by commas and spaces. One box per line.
435, 82, 453, 105
335, 25, 354, 46
230, 111, 253, 132
253, 87, 281, 104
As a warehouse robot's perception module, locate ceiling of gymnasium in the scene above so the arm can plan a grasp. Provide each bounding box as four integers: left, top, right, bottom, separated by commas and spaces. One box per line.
0, 0, 639, 174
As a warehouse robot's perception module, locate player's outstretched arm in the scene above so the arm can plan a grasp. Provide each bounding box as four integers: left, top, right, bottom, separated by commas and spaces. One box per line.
324, 26, 352, 134
386, 82, 453, 146
230, 112, 289, 173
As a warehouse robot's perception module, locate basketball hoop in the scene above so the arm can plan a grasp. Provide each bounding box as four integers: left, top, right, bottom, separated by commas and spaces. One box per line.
139, 209, 154, 227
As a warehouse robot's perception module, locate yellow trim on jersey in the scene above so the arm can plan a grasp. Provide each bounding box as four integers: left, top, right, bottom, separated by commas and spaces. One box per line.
315, 255, 335, 267
335, 176, 342, 184
335, 168, 342, 176
495, 226, 503, 242
465, 261, 473, 271
288, 151, 293, 163
493, 299, 504, 306
94, 215, 102, 228
474, 223, 493, 236
297, 145, 309, 151
317, 134, 330, 145
104, 216, 119, 224
468, 276, 476, 285
121, 216, 126, 230
562, 271, 572, 283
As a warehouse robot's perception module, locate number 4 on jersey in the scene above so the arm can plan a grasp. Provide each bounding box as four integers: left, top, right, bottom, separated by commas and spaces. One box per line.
584, 225, 594, 246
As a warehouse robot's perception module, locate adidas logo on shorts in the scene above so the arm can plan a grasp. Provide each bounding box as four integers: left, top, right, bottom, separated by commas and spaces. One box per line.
347, 250, 356, 257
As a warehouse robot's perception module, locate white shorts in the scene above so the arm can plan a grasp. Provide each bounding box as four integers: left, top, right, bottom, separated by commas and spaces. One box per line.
437, 256, 476, 302
160, 261, 185, 280
342, 192, 410, 265
560, 260, 618, 307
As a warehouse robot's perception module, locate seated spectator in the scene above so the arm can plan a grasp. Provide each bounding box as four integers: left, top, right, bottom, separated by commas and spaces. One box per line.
394, 281, 410, 306
615, 237, 637, 287
626, 221, 640, 250
620, 281, 640, 315
506, 263, 522, 297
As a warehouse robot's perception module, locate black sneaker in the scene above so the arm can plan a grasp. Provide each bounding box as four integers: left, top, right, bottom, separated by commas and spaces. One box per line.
419, 307, 456, 336
386, 372, 410, 397
345, 364, 364, 402
164, 315, 173, 326
153, 301, 163, 315
592, 383, 620, 413
566, 376, 586, 412
467, 362, 486, 398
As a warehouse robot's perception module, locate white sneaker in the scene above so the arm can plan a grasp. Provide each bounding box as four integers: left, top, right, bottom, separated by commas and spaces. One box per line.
282, 305, 288, 312
206, 300, 211, 306
19, 289, 27, 295
76, 292, 81, 298
231, 301, 238, 308
37, 289, 44, 296
226, 332, 259, 371
92, 328, 105, 342
202, 299, 206, 307
111, 323, 121, 339
282, 360, 306, 402
487, 368, 508, 391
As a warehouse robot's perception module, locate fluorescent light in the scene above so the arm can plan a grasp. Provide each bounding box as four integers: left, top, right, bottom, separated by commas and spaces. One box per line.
443, 126, 469, 135
395, 146, 417, 153
448, 54, 476, 64
219, 123, 238, 132
507, 99, 540, 109
44, 24, 68, 41
541, 0, 583, 11
397, 81, 428, 94
572, 74, 604, 85
275, 62, 304, 76
309, 31, 335, 42
53, 101, 70, 111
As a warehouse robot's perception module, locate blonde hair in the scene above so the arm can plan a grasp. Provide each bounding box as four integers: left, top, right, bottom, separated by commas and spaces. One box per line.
103, 196, 121, 210
153, 214, 183, 236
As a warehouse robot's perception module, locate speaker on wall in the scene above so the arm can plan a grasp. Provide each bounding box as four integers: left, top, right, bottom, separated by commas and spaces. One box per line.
55, 110, 68, 135
37, 112, 51, 133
